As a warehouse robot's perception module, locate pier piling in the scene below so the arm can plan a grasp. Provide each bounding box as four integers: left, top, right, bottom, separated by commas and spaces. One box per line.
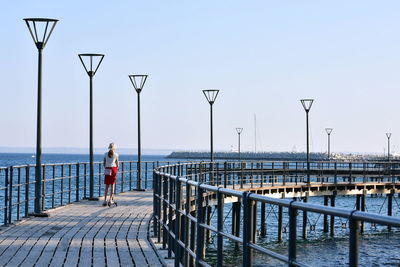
323, 195, 329, 232
260, 202, 266, 237
302, 195, 308, 239
388, 193, 393, 231
330, 193, 336, 237
278, 206, 283, 242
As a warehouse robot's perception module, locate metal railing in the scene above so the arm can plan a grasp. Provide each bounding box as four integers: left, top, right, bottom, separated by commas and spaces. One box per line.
0, 160, 176, 226
153, 161, 400, 267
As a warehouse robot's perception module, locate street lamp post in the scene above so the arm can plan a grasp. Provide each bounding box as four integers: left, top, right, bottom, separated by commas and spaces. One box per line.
236, 128, 243, 160
129, 75, 148, 191
78, 54, 105, 200
24, 18, 58, 215
300, 99, 314, 184
203, 90, 220, 162
325, 128, 333, 160
386, 133, 392, 160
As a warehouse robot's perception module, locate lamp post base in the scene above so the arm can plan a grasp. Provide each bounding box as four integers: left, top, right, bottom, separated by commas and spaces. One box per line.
28, 212, 49, 217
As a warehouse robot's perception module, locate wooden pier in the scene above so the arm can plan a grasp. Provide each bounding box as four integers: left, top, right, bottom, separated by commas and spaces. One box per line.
0, 191, 162, 267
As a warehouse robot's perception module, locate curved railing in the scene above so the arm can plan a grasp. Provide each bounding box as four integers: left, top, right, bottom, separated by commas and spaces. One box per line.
153, 161, 400, 267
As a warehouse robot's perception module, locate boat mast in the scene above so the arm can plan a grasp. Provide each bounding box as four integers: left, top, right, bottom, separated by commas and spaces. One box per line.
254, 114, 257, 153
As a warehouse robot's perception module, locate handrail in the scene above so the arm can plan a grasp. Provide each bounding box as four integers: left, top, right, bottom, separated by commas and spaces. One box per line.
153, 161, 400, 267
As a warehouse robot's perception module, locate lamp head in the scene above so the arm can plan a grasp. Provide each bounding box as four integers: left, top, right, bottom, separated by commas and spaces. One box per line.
236, 128, 243, 134
23, 18, 58, 49
325, 128, 333, 135
129, 75, 148, 93
300, 99, 314, 112
203, 89, 219, 105
78, 54, 105, 77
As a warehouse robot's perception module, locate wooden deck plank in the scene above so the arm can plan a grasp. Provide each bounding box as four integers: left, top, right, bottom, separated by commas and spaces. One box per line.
1, 219, 56, 266
0, 191, 160, 267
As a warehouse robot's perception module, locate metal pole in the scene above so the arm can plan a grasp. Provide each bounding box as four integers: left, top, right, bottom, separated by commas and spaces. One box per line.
238, 132, 241, 161
137, 91, 142, 190
34, 47, 43, 214
89, 74, 95, 199
388, 136, 390, 159
217, 191, 224, 267
210, 104, 214, 162
306, 111, 310, 184
327, 133, 331, 160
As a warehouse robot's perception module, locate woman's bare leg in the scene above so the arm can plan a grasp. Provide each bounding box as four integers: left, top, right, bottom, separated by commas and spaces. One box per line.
104, 184, 109, 202
110, 184, 115, 202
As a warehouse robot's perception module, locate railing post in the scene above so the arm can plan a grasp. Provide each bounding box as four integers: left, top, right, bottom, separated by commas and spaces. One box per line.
68, 165, 72, 204
363, 162, 366, 183
76, 163, 80, 202
153, 172, 158, 238
41, 165, 46, 210
83, 163, 87, 199
4, 168, 9, 226
184, 182, 192, 266
162, 175, 168, 249
121, 162, 125, 193
25, 166, 30, 217
217, 189, 224, 267
61, 165, 64, 206
288, 200, 297, 267
262, 162, 265, 187
240, 162, 244, 189
98, 162, 102, 196
145, 162, 148, 189
129, 161, 132, 191
174, 178, 182, 267
334, 162, 337, 184
349, 212, 360, 267
224, 162, 227, 188
168, 175, 174, 258
349, 162, 353, 183
196, 186, 205, 267
17, 168, 21, 221
272, 162, 275, 186
283, 162, 286, 186
243, 192, 254, 267
9, 166, 13, 224
52, 165, 55, 208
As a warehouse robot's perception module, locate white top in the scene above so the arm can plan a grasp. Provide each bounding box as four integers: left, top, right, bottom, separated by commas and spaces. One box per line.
104, 152, 119, 167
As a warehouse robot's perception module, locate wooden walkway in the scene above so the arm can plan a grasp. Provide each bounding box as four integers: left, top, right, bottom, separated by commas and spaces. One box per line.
0, 191, 164, 267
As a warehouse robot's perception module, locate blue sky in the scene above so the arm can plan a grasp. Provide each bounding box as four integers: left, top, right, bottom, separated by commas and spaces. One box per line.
1, 1, 400, 154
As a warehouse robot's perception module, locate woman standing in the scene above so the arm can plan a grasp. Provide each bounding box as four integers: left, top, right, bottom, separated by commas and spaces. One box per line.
103, 143, 119, 206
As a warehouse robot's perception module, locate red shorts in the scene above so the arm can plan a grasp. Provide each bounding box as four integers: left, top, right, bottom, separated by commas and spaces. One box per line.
104, 167, 118, 185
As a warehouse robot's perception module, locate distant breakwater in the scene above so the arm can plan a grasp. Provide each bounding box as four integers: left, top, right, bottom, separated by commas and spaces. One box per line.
166, 151, 394, 161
